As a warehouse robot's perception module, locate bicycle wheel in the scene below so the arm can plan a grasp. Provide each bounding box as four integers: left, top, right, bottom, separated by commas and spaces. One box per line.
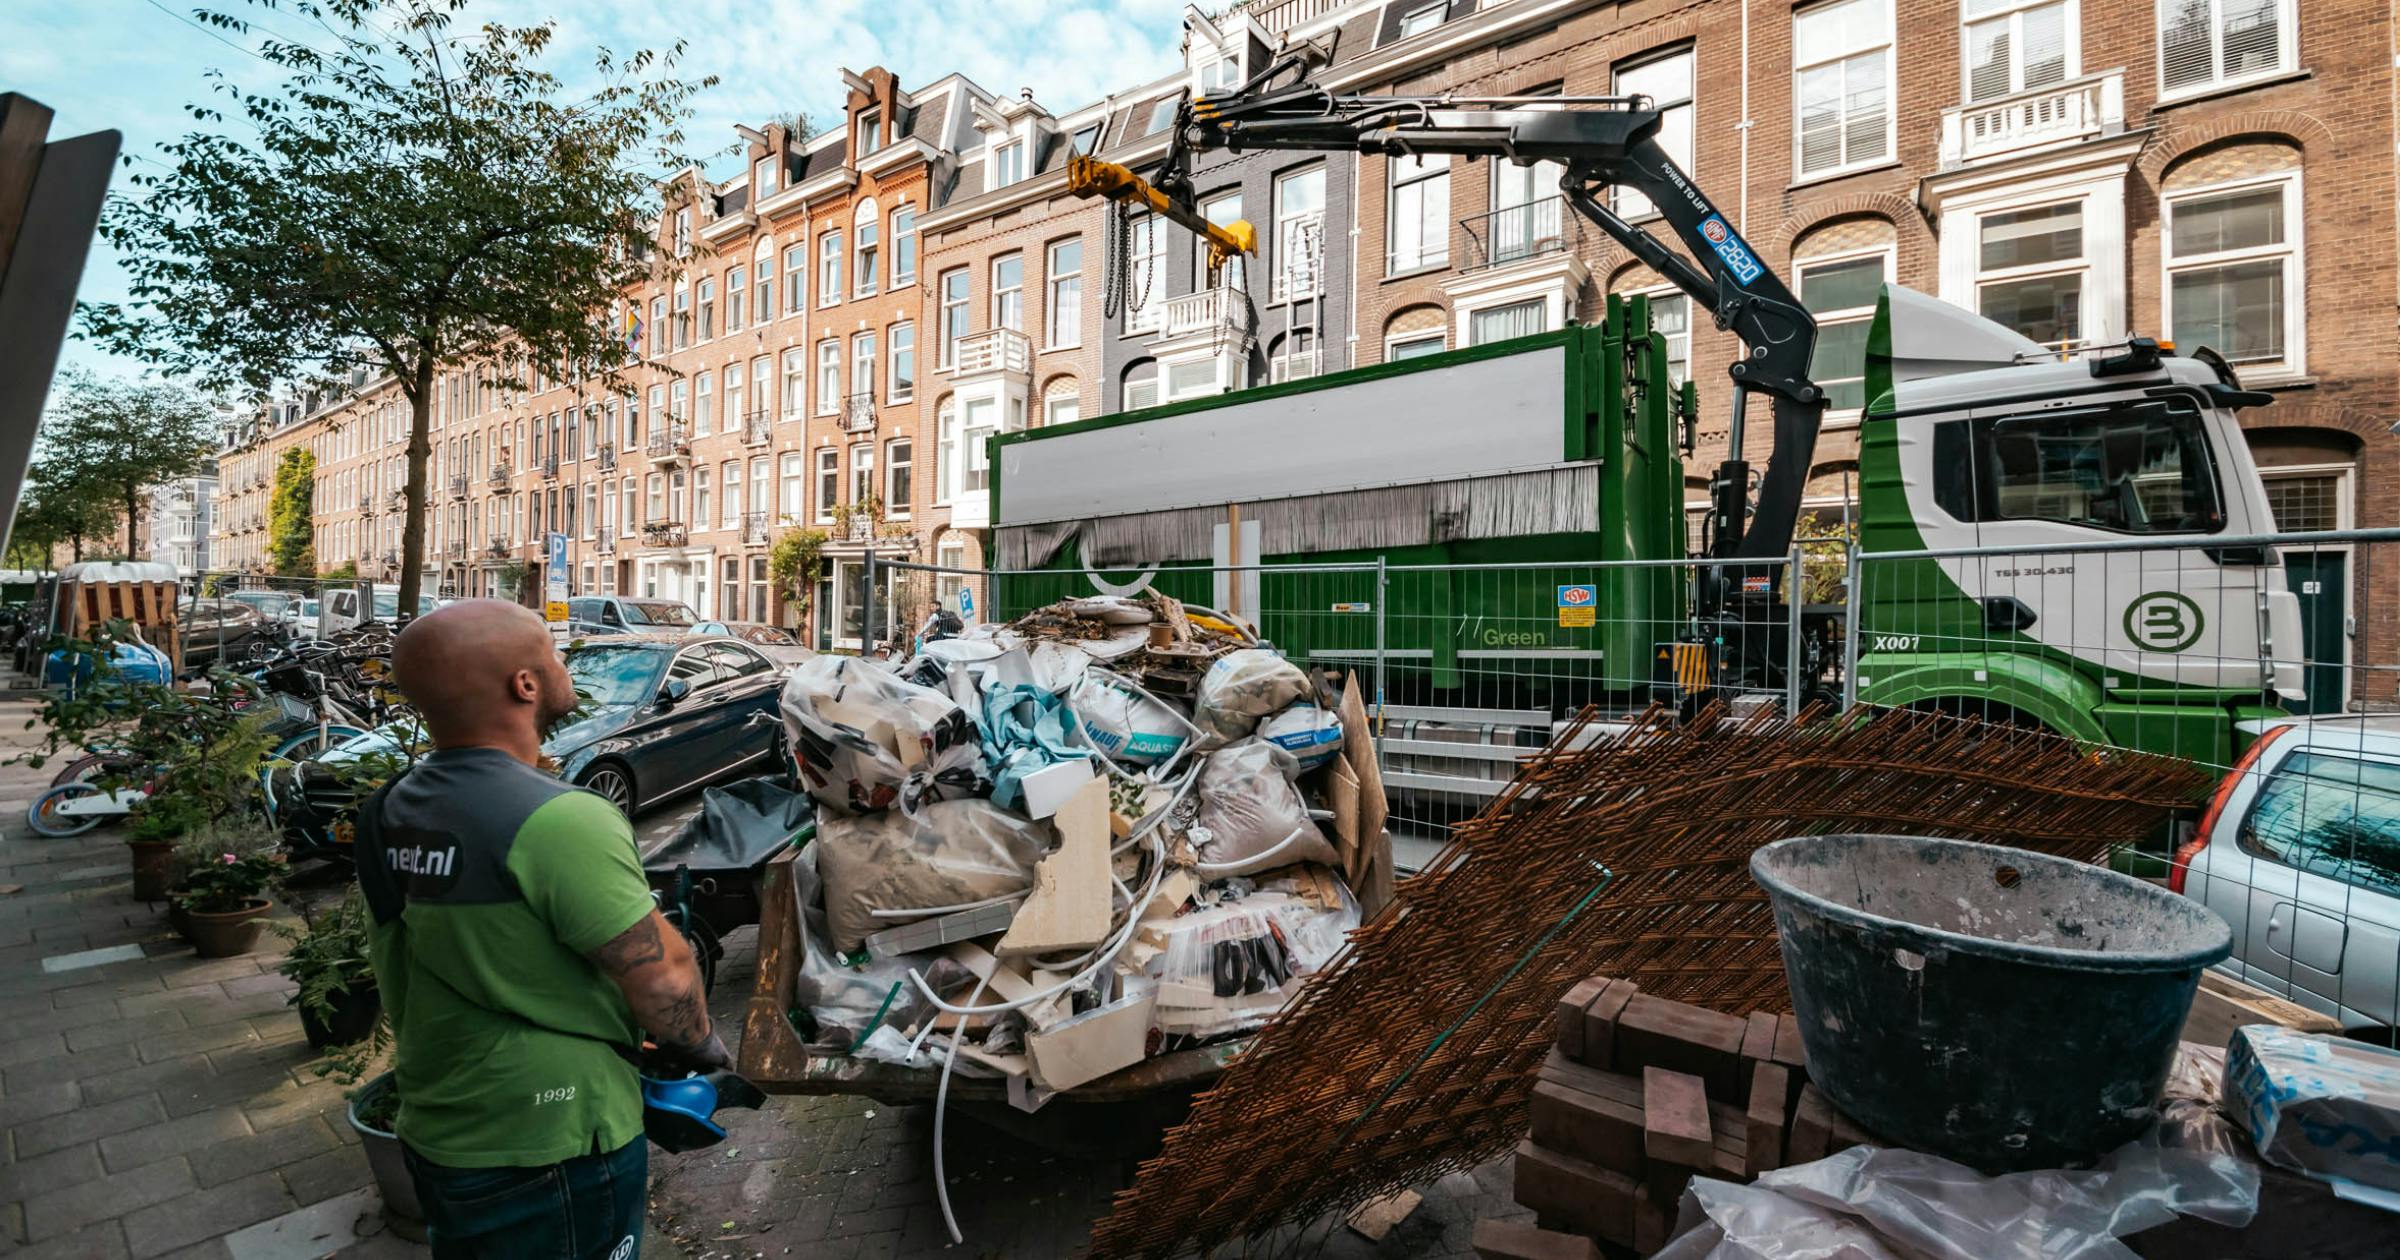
270, 725, 366, 764
48, 753, 117, 789
27, 783, 106, 837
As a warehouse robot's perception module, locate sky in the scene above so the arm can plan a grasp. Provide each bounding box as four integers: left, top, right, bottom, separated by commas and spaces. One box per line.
2, 0, 1191, 386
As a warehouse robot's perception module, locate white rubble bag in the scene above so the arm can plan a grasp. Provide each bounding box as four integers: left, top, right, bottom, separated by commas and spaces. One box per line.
1258, 703, 1344, 773
1069, 670, 1193, 767
814, 798, 1057, 954
1192, 649, 1310, 743
781, 654, 985, 816
1191, 738, 1339, 876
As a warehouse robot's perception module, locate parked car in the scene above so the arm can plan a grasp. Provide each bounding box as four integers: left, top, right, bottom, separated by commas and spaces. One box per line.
549, 635, 786, 815
565, 596, 700, 634
692, 620, 813, 669
222, 589, 298, 625
319, 585, 439, 637
2175, 716, 2400, 1039
179, 598, 288, 673
294, 598, 322, 641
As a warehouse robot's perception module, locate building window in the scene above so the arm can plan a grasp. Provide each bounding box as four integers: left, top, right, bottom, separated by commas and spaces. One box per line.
854, 205, 880, 297
673, 208, 692, 257
1794, 0, 1893, 179
649, 297, 667, 355
2160, 0, 2293, 97
1614, 51, 1693, 218
815, 449, 838, 521
1043, 381, 1080, 427
725, 267, 745, 334
669, 378, 688, 428
1797, 253, 1888, 412
781, 245, 804, 315
780, 452, 805, 522
780, 349, 806, 418
852, 331, 878, 403
749, 357, 770, 427
694, 467, 710, 528
955, 399, 997, 498
1197, 53, 1241, 92
1165, 360, 1220, 401
939, 269, 970, 366
887, 439, 913, 513
1144, 98, 1177, 135
892, 207, 917, 286
1271, 167, 1325, 302
722, 460, 741, 530
694, 370, 714, 436
1123, 363, 1159, 410
933, 398, 958, 502
993, 141, 1026, 186
850, 442, 875, 507
1975, 200, 2086, 350
890, 323, 916, 402
1198, 192, 1245, 290
1070, 122, 1103, 154
754, 156, 778, 199
818, 231, 843, 306
1964, 0, 2073, 103
1046, 239, 1082, 347
1397, 1, 1445, 38
992, 254, 1024, 332
1387, 330, 1447, 360
1124, 216, 1164, 332
672, 285, 691, 349
816, 340, 842, 414
1388, 154, 1450, 273
1648, 292, 1691, 388
2165, 174, 2302, 375
857, 108, 881, 156
697, 277, 715, 341
1269, 329, 1319, 382
724, 366, 746, 435
754, 249, 776, 325
647, 473, 665, 523
1468, 298, 1548, 346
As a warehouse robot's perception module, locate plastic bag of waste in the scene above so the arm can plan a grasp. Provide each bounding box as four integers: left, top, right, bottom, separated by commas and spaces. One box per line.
1192, 738, 1338, 876
1070, 671, 1193, 768
642, 779, 814, 874
1257, 703, 1344, 774
781, 654, 987, 816
787, 846, 974, 1050
1063, 596, 1155, 625
816, 797, 1056, 954
1141, 880, 1360, 1039
1193, 649, 1310, 744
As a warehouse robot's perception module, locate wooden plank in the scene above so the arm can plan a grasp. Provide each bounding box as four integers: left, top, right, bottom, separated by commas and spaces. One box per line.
1339, 673, 1392, 915
737, 851, 812, 1085
1344, 1190, 1420, 1242
1642, 1067, 1714, 1169
995, 777, 1112, 958
2181, 969, 2344, 1050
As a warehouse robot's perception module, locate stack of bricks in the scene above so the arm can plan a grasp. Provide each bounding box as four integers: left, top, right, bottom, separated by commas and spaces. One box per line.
1471, 977, 1877, 1260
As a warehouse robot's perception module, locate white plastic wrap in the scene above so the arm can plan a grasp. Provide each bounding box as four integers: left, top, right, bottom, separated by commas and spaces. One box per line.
786, 846, 975, 1050
815, 798, 1056, 954
781, 655, 985, 816
1258, 703, 1344, 773
1192, 738, 1339, 876
1140, 881, 1360, 1039
1062, 596, 1154, 625
1070, 671, 1191, 767
1192, 649, 1310, 744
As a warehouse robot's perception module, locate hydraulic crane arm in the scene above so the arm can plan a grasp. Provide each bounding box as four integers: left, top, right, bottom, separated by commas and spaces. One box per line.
1066, 55, 1827, 572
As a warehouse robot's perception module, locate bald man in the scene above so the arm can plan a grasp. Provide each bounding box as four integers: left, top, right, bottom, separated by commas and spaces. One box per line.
354, 600, 724, 1260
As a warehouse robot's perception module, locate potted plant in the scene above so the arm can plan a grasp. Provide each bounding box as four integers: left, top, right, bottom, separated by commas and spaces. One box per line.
307, 1003, 422, 1242
171, 845, 285, 957
274, 889, 380, 1049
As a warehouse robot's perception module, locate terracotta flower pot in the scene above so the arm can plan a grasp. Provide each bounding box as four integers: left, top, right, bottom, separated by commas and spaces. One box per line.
179, 898, 273, 957
128, 839, 175, 903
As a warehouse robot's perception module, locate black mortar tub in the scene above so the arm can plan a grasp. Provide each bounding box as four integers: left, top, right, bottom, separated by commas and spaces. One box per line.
1751, 833, 2233, 1171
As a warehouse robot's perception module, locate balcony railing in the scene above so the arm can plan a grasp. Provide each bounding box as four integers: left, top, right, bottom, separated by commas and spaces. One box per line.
1458, 197, 1585, 273
743, 409, 772, 446
488, 463, 512, 487
445, 538, 467, 559
597, 444, 618, 472
646, 424, 690, 462
642, 522, 689, 548
1245, 0, 1341, 35
951, 328, 1030, 377
1160, 287, 1252, 342
595, 527, 615, 555
449, 475, 468, 500
1938, 70, 2124, 169
840, 393, 876, 433
357, 493, 374, 513
387, 489, 404, 511
484, 539, 510, 559
742, 511, 770, 547
540, 455, 559, 480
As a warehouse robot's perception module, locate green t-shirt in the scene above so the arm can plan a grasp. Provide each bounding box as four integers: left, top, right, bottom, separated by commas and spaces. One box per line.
357, 747, 656, 1168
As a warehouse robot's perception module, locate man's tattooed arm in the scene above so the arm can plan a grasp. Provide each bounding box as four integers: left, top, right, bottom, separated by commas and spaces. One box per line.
586, 911, 730, 1070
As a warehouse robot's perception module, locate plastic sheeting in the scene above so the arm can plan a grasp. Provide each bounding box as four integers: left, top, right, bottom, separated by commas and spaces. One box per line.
786, 846, 974, 1050
976, 682, 1094, 815
642, 778, 814, 874
782, 655, 987, 816
815, 798, 1056, 954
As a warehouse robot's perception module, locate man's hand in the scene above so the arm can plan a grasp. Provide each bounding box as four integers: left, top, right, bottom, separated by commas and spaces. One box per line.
585, 910, 715, 1060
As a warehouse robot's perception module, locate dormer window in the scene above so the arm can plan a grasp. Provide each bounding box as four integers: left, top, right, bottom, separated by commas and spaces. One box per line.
1070, 122, 1104, 155
858, 108, 883, 157
1198, 55, 1242, 92
1398, 1, 1446, 38
1144, 97, 1178, 136
673, 208, 692, 257
754, 157, 778, 198
993, 141, 1026, 187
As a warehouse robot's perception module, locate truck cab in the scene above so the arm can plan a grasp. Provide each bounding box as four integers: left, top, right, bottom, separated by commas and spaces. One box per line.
1854, 286, 2302, 764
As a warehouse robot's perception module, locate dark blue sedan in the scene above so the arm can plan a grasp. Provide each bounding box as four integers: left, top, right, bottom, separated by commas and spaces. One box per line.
552, 635, 787, 815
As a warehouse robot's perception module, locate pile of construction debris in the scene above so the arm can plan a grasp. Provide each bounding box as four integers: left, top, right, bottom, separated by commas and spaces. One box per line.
773, 591, 1386, 1103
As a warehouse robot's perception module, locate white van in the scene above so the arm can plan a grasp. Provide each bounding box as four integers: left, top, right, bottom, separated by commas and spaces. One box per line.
319, 585, 439, 636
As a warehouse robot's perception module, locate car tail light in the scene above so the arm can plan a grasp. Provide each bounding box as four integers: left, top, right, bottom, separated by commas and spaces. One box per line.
2172, 723, 2297, 894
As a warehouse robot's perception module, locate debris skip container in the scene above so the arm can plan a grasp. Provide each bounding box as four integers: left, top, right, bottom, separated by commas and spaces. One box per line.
1751, 833, 2232, 1171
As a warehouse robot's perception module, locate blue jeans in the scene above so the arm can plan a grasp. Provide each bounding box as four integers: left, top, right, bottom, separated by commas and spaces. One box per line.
403, 1137, 647, 1260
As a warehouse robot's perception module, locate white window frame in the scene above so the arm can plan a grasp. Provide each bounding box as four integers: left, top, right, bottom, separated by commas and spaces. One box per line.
1386, 154, 1450, 274
853, 201, 880, 298
1613, 49, 1694, 220
1123, 367, 1160, 411
721, 460, 742, 530
991, 140, 1026, 187
889, 322, 916, 403
1465, 297, 1549, 347
1042, 385, 1081, 427
815, 449, 839, 523
1124, 216, 1164, 333
2160, 169, 2305, 380
992, 253, 1025, 333
818, 230, 843, 308
850, 442, 875, 508
779, 452, 805, 523
1397, 1, 1446, 38
1385, 330, 1448, 361
1271, 166, 1327, 303
1970, 197, 2095, 353
939, 268, 971, 367
781, 245, 804, 315
2156, 0, 2297, 100
724, 266, 745, 334
1790, 247, 1893, 427
753, 157, 778, 199
857, 108, 882, 156
885, 439, 913, 517
934, 398, 959, 505
851, 330, 878, 404
1960, 0, 2080, 103
1792, 0, 1896, 181
780, 348, 808, 420
815, 339, 842, 415
1046, 239, 1083, 349
892, 207, 918, 287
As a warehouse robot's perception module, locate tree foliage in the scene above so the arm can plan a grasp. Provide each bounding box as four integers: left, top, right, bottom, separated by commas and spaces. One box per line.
270, 447, 316, 576
84, 0, 713, 615
26, 372, 214, 562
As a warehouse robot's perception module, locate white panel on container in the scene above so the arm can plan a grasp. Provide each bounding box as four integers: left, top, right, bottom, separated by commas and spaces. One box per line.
997, 346, 1570, 527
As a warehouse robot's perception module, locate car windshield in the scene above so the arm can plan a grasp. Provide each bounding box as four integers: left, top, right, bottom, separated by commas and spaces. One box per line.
370, 592, 439, 619
621, 601, 695, 628
567, 646, 664, 708
231, 592, 290, 617
743, 625, 798, 645
299, 601, 318, 617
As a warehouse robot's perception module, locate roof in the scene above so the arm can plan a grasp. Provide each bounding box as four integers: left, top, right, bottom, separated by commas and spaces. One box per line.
61, 561, 181, 584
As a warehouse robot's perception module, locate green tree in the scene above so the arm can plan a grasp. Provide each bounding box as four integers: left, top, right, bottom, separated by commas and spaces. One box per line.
6, 478, 119, 568
83, 0, 712, 616
31, 373, 213, 561
270, 448, 317, 576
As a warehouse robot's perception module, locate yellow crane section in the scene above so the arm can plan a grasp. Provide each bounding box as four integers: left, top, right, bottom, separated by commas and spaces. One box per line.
1064, 153, 1256, 273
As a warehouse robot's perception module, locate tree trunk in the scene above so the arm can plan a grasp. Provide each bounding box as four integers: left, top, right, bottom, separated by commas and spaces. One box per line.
122, 490, 139, 560
397, 360, 434, 619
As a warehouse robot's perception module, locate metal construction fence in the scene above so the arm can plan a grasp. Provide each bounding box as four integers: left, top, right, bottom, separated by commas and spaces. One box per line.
863, 529, 2400, 1037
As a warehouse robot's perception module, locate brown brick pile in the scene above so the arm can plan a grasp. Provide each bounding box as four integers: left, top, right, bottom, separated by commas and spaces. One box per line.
1477, 976, 1875, 1259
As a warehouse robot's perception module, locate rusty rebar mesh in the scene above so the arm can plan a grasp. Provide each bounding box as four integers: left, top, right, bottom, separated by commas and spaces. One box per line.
1087, 706, 2214, 1259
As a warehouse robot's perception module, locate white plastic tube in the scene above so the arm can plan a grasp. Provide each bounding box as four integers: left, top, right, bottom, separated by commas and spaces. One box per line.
1192, 822, 1314, 875
932, 970, 991, 1246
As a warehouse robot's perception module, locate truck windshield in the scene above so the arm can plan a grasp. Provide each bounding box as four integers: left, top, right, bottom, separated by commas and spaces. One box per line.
1933, 396, 2224, 534
622, 601, 695, 627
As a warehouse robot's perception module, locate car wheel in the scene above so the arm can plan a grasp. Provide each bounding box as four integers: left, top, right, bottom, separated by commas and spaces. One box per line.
580, 763, 636, 816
